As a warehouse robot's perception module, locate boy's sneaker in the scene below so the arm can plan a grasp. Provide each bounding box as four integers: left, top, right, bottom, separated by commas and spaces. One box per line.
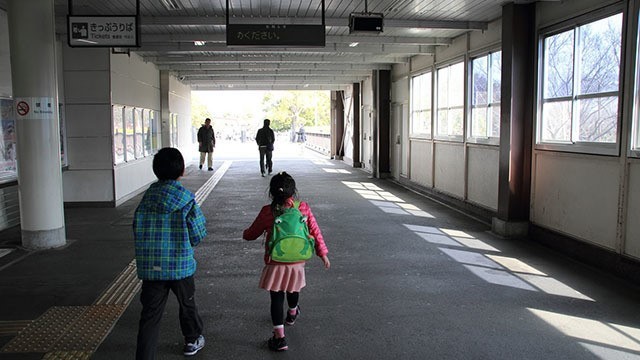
268, 335, 288, 351
285, 306, 300, 325
183, 335, 205, 356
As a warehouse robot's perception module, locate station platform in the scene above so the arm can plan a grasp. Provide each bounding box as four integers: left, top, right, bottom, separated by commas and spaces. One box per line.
0, 142, 639, 359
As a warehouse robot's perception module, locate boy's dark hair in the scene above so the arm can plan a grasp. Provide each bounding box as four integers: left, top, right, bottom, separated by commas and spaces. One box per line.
153, 147, 185, 180
270, 172, 297, 209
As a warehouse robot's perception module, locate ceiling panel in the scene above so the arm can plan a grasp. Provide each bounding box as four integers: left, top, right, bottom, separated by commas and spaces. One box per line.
24, 0, 511, 90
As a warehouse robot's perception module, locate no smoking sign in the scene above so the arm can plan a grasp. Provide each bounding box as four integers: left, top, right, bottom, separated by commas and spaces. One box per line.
16, 101, 29, 116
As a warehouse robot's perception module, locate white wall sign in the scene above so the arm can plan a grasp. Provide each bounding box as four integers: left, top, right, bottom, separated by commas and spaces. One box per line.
15, 97, 56, 120
67, 16, 138, 47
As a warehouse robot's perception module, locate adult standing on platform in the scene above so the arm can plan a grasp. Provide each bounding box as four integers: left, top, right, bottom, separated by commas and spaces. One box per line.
256, 119, 275, 177
197, 118, 216, 171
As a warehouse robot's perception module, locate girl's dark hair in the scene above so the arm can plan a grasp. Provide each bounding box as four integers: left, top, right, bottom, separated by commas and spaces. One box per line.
269, 172, 297, 211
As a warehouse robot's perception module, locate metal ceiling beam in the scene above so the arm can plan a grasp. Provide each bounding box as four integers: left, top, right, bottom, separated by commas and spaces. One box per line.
141, 33, 452, 46
139, 16, 488, 30
190, 83, 349, 91
185, 76, 365, 83
136, 42, 435, 55
144, 54, 409, 64
156, 63, 391, 71
177, 69, 372, 77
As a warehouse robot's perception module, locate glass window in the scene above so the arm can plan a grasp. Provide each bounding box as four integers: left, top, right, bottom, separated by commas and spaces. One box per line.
410, 71, 432, 137
436, 61, 465, 139
150, 110, 161, 153
539, 12, 622, 153
170, 113, 178, 147
124, 107, 135, 161
0, 98, 17, 183
133, 108, 143, 159
113, 105, 125, 164
142, 109, 151, 156
470, 51, 501, 142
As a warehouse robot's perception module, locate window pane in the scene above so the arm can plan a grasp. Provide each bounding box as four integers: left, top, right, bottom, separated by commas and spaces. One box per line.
472, 107, 487, 137
449, 62, 465, 107
542, 101, 572, 141
450, 108, 464, 136
578, 96, 618, 142
410, 72, 431, 136
544, 30, 574, 98
579, 14, 622, 94
150, 110, 160, 152
490, 105, 501, 138
125, 108, 134, 161
134, 108, 143, 159
472, 55, 488, 106
113, 105, 125, 164
143, 110, 151, 156
491, 52, 502, 103
0, 98, 17, 181
437, 68, 448, 107
437, 109, 448, 136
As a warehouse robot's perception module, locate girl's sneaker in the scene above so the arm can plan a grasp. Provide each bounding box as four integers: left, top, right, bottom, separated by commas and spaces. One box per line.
268, 335, 288, 351
285, 306, 300, 325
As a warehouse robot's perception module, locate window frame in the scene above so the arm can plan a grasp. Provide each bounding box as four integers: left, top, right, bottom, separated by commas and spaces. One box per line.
435, 59, 466, 142
468, 49, 502, 146
535, 5, 625, 156
409, 69, 433, 139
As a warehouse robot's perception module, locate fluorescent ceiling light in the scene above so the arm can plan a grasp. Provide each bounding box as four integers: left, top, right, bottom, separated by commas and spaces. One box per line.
349, 42, 359, 47
194, 41, 206, 46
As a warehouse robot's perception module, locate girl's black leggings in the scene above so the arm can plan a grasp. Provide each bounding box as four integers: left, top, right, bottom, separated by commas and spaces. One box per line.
269, 291, 299, 326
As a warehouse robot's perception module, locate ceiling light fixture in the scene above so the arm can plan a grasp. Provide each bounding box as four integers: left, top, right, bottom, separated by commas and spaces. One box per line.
349, 42, 359, 47
194, 41, 206, 46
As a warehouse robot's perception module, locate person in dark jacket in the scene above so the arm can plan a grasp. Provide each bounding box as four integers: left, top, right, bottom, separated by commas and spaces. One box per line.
197, 118, 216, 171
256, 119, 275, 177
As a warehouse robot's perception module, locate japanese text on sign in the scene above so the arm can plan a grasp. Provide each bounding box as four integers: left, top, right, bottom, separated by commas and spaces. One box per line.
68, 16, 138, 47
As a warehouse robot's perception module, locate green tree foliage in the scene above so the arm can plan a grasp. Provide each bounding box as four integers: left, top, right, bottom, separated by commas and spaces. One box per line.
261, 91, 330, 132
191, 93, 210, 128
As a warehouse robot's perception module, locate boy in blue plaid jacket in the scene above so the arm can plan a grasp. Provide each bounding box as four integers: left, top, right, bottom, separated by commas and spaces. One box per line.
134, 147, 207, 359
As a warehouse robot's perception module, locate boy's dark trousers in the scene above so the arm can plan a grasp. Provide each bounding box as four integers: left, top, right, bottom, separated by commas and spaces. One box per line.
136, 275, 203, 360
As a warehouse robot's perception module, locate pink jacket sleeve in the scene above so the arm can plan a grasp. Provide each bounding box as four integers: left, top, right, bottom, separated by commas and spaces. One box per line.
298, 201, 328, 257
242, 205, 273, 241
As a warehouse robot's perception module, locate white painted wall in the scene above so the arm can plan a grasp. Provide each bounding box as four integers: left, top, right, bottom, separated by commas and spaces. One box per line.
389, 18, 501, 212
409, 140, 432, 187
0, 9, 11, 98
62, 46, 114, 203
531, 153, 619, 250
467, 146, 499, 211
626, 162, 640, 258
434, 142, 465, 199
110, 52, 161, 203
168, 76, 193, 157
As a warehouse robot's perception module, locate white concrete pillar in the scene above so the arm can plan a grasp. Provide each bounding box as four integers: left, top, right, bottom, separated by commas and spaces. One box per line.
7, 0, 66, 249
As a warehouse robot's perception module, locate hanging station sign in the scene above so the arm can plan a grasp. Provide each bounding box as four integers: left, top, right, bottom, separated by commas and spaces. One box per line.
67, 16, 139, 47
226, 24, 325, 47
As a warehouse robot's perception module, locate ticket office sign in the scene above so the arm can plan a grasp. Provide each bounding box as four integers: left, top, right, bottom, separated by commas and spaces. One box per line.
68, 16, 139, 47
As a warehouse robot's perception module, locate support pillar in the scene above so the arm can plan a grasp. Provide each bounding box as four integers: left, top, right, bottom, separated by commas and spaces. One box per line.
8, 0, 65, 248
373, 70, 391, 178
352, 83, 361, 167
493, 3, 535, 238
331, 91, 344, 159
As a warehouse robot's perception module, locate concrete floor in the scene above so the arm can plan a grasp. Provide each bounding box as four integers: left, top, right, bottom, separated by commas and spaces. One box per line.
1, 142, 640, 359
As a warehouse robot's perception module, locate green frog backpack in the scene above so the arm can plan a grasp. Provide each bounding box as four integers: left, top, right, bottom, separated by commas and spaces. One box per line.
268, 201, 315, 262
